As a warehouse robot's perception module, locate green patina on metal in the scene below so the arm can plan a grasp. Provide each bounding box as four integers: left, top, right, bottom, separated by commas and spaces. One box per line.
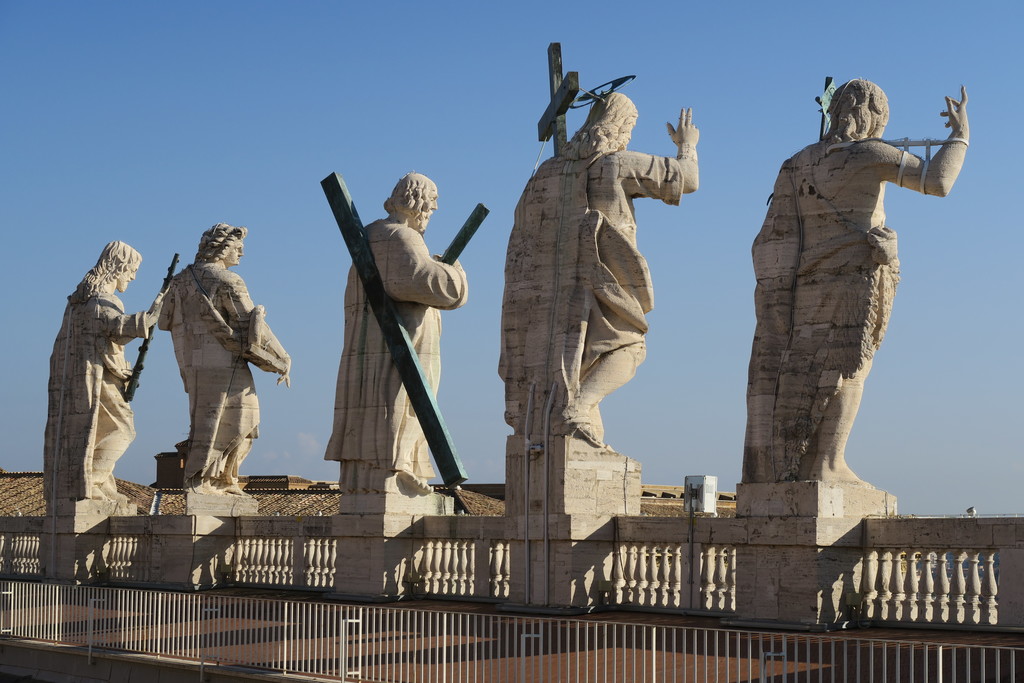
817, 76, 837, 141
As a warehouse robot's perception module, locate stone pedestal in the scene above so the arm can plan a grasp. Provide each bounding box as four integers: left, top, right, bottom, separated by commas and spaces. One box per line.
330, 489, 453, 601
731, 481, 897, 630
503, 435, 641, 612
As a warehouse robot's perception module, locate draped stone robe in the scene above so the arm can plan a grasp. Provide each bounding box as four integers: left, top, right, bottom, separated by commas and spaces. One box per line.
325, 219, 468, 493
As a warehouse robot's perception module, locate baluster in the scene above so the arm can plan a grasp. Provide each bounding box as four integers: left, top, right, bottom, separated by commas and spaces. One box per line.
427, 541, 442, 593
240, 538, 253, 583
907, 550, 921, 622
329, 539, 338, 586
893, 550, 907, 621
489, 542, 503, 598
444, 541, 457, 594
878, 550, 895, 620
0, 533, 6, 573
658, 546, 672, 608
702, 546, 717, 610
953, 550, 968, 624
983, 552, 998, 625
463, 541, 474, 596
285, 539, 295, 584
671, 546, 683, 609
624, 545, 638, 604
636, 545, 650, 606
612, 545, 626, 604
304, 538, 318, 587
500, 541, 510, 598
922, 550, 936, 622
314, 538, 327, 587
938, 551, 951, 623
967, 551, 982, 624
728, 547, 738, 611
715, 545, 729, 611
862, 550, 879, 619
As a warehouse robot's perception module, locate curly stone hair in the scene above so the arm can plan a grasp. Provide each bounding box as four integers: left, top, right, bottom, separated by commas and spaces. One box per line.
383, 173, 436, 218
69, 241, 142, 304
562, 92, 638, 161
826, 79, 890, 143
195, 223, 248, 264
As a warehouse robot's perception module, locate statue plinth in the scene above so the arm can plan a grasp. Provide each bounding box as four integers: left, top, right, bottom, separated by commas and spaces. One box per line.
730, 480, 898, 630
737, 481, 897, 519
503, 434, 641, 612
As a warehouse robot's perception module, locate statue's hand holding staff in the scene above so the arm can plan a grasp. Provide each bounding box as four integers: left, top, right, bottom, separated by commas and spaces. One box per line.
667, 107, 699, 157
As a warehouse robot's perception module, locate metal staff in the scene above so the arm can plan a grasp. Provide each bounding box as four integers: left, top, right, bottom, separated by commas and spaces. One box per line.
124, 252, 179, 401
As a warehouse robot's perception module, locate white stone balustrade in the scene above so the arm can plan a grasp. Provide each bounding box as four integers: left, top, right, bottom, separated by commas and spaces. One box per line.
861, 548, 998, 625
103, 535, 150, 583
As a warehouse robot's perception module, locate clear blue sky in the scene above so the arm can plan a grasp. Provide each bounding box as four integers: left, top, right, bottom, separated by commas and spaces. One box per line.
1, 1, 1020, 514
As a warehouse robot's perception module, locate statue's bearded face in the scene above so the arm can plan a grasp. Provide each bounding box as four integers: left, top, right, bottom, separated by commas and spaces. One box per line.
827, 80, 889, 142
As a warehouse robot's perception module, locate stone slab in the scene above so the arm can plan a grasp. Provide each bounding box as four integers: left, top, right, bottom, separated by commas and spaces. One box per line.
185, 492, 259, 516
737, 481, 896, 519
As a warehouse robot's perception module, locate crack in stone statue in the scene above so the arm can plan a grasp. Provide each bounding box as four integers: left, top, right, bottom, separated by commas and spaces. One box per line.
325, 173, 469, 497
500, 93, 700, 448
159, 224, 290, 505
743, 80, 970, 484
44, 241, 163, 516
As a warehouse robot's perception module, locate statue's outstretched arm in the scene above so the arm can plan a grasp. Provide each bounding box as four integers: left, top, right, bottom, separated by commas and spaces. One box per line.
886, 87, 970, 197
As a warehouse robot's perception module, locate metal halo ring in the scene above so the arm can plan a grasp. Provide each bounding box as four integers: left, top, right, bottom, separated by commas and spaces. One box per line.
569, 75, 636, 109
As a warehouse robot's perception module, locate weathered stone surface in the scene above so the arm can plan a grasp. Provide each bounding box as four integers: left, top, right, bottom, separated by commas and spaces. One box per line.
185, 491, 259, 516
159, 223, 289, 509
325, 173, 468, 499
500, 94, 699, 451
737, 481, 896, 519
44, 241, 160, 517
743, 81, 970, 485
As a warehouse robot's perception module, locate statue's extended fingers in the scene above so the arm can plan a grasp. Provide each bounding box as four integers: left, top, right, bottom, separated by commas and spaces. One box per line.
685, 108, 693, 127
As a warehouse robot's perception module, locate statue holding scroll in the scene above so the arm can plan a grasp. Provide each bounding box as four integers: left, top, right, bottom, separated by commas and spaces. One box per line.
44, 241, 163, 515
743, 80, 970, 484
500, 92, 700, 448
159, 223, 290, 497
325, 173, 469, 496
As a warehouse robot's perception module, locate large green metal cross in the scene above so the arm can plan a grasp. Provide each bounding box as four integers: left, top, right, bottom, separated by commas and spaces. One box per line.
321, 173, 488, 487
537, 42, 580, 158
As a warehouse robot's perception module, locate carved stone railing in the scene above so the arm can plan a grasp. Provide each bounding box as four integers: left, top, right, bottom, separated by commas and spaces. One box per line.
860, 547, 997, 626
103, 534, 151, 583
610, 517, 742, 613
860, 518, 1024, 627
231, 517, 337, 590
415, 516, 508, 600
0, 518, 46, 579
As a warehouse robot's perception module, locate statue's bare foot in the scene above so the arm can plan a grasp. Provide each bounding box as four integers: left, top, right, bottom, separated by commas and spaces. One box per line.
563, 420, 605, 449
396, 471, 433, 496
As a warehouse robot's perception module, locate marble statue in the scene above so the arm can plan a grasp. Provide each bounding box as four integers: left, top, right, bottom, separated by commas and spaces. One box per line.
325, 173, 468, 496
500, 93, 700, 447
159, 223, 290, 500
44, 241, 163, 516
743, 81, 970, 484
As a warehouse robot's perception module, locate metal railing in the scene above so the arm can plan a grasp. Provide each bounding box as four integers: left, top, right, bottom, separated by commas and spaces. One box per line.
1, 580, 1021, 682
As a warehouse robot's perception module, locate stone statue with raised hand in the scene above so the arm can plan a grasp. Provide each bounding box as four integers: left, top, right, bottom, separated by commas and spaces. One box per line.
743, 81, 970, 485
500, 92, 700, 450
159, 223, 290, 513
44, 241, 164, 516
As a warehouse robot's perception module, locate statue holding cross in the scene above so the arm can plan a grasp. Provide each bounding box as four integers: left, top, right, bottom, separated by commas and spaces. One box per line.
500, 88, 700, 450
324, 173, 475, 498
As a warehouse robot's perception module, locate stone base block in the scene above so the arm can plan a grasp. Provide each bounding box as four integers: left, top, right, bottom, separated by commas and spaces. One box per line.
340, 489, 453, 517
185, 492, 259, 516
737, 481, 897, 518
505, 435, 641, 517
